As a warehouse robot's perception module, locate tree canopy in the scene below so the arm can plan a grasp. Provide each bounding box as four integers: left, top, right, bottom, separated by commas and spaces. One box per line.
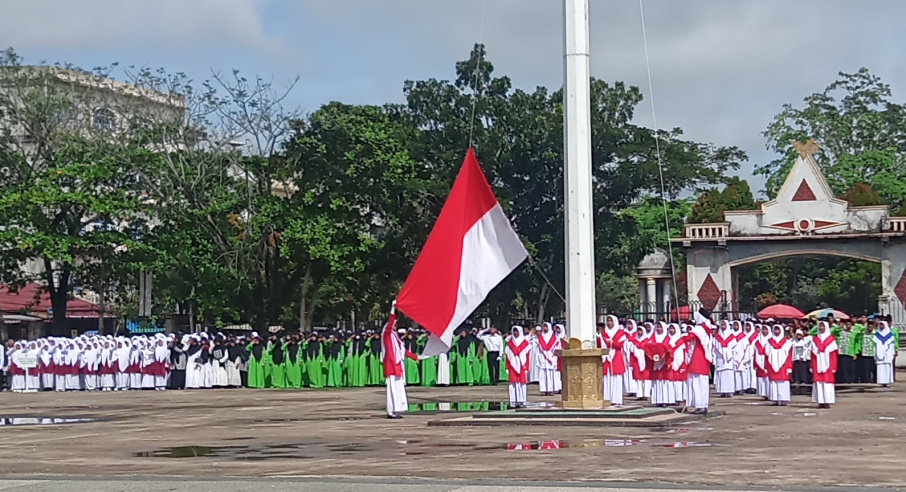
7, 47, 904, 330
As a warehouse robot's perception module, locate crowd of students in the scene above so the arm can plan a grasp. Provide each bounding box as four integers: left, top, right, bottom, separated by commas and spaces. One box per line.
0, 313, 898, 417
0, 323, 569, 392
572, 312, 898, 412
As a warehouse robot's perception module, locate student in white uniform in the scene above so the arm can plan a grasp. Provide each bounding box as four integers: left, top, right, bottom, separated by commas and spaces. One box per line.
874, 321, 896, 386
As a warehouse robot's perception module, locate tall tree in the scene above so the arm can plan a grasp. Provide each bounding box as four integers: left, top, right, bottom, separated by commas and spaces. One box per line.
759, 68, 906, 208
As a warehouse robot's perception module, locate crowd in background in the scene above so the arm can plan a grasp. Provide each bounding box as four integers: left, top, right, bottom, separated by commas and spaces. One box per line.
0, 323, 568, 392
0, 314, 898, 410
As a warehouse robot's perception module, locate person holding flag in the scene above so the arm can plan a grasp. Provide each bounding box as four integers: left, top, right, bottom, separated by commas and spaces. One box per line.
383, 305, 418, 419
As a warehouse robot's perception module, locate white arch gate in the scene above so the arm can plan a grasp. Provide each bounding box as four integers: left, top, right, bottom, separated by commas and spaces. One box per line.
674, 142, 906, 327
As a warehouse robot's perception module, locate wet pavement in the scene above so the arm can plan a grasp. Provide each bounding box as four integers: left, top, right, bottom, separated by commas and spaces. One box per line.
0, 417, 97, 426
405, 401, 556, 412
0, 383, 904, 488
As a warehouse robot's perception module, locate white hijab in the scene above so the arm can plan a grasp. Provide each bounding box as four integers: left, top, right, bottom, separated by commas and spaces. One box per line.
811, 321, 838, 373
766, 329, 791, 373
874, 321, 896, 362
506, 326, 528, 371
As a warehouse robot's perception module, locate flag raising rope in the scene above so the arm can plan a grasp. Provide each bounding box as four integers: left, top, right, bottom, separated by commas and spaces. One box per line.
639, 0, 682, 317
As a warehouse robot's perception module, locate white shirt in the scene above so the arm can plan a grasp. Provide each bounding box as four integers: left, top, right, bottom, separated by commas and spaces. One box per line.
478, 330, 503, 352
793, 338, 811, 362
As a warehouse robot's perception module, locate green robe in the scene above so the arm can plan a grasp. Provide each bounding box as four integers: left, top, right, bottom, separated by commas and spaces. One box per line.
245, 343, 266, 389
499, 350, 508, 382
476, 344, 490, 385
403, 336, 420, 385
365, 338, 384, 386
452, 337, 474, 386
344, 338, 368, 387
324, 341, 344, 388
417, 335, 437, 387
268, 341, 287, 389
284, 343, 304, 389
303, 341, 326, 388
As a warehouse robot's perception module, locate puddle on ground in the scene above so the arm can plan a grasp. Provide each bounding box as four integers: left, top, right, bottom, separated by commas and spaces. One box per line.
134, 436, 722, 460
405, 401, 555, 413
651, 427, 713, 434
0, 417, 97, 426
134, 440, 474, 460
649, 442, 715, 448
503, 439, 717, 450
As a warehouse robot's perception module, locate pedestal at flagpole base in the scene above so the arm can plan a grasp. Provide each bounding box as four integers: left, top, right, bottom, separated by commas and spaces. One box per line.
556, 338, 608, 410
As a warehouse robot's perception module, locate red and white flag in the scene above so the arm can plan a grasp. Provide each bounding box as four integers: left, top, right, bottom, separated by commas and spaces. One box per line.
396, 148, 528, 357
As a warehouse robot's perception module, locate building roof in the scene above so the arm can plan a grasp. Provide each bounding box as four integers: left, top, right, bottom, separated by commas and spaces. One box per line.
0, 283, 112, 319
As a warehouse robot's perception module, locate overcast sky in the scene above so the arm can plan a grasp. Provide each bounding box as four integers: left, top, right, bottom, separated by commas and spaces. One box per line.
2, 0, 904, 197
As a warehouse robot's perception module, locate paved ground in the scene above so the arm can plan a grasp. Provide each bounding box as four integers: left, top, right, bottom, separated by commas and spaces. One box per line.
0, 380, 903, 489
0, 477, 900, 492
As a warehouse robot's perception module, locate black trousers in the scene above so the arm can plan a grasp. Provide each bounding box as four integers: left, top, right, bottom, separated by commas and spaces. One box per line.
856, 356, 876, 383
0, 370, 5, 391
792, 360, 811, 384
487, 351, 500, 385
837, 355, 855, 383
240, 370, 248, 388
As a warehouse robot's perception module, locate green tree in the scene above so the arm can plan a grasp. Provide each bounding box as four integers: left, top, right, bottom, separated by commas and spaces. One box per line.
0, 51, 153, 330
402, 44, 745, 326
687, 177, 757, 223
759, 68, 906, 209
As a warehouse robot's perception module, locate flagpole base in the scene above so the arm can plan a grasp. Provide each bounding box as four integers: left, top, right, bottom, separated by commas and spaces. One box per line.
556, 339, 608, 410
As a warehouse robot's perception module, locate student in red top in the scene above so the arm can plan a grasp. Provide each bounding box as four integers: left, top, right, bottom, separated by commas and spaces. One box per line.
505, 326, 531, 408
597, 315, 627, 406
810, 321, 838, 409
765, 324, 793, 406
633, 323, 653, 399
684, 309, 714, 414
536, 323, 561, 396
753, 325, 770, 400
647, 321, 675, 407
668, 323, 687, 403
382, 309, 418, 419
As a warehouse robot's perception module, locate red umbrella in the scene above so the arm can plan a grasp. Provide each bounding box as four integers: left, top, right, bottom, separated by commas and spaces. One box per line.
757, 304, 805, 319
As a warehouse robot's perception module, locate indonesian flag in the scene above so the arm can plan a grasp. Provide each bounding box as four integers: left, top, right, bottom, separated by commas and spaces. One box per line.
396, 148, 528, 358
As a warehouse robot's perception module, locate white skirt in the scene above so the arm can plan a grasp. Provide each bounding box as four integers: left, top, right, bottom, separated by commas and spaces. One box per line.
226, 360, 242, 387
757, 376, 769, 397
768, 380, 790, 402
436, 353, 450, 385
212, 361, 229, 387
11, 374, 25, 391
385, 375, 408, 415
636, 379, 651, 398
812, 382, 835, 404
100, 374, 115, 388
745, 367, 757, 389
877, 362, 894, 385
509, 383, 527, 404
538, 368, 558, 393
714, 369, 735, 394
623, 360, 637, 395
603, 374, 624, 405
686, 374, 710, 409
673, 380, 686, 401
651, 379, 676, 405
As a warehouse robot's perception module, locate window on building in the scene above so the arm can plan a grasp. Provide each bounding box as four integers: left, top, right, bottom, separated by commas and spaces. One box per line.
93, 108, 117, 132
